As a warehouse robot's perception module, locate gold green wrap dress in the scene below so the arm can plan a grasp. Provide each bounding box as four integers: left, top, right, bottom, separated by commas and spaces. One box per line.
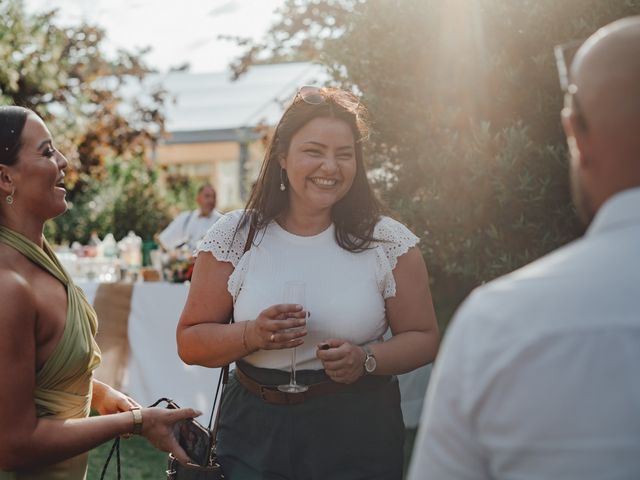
0, 226, 101, 480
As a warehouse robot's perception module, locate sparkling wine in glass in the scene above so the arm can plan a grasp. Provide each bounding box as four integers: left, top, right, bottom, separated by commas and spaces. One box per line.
278, 281, 309, 393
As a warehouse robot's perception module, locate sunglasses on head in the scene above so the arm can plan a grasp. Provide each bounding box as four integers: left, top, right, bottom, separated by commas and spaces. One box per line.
553, 39, 588, 130
295, 85, 361, 111
554, 39, 584, 93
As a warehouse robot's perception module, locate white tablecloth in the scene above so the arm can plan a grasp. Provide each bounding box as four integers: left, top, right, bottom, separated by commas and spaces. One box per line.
79, 282, 430, 427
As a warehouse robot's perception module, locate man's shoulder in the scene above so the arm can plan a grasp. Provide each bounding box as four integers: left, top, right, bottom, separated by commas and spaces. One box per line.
172, 210, 194, 222
442, 240, 597, 385
482, 223, 637, 298
450, 237, 590, 336
457, 230, 638, 337
471, 239, 584, 304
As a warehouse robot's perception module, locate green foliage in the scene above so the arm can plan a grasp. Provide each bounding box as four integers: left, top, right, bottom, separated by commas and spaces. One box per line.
163, 171, 201, 213
46, 157, 172, 243
0, 0, 166, 194
226, 0, 363, 78
110, 160, 172, 241
238, 0, 640, 326
2, 0, 177, 245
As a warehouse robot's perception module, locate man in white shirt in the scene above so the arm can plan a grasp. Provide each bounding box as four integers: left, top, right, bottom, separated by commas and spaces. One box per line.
157, 183, 223, 251
408, 17, 640, 480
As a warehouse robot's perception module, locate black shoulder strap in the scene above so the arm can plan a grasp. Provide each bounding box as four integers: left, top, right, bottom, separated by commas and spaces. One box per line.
100, 223, 257, 476
206, 221, 256, 433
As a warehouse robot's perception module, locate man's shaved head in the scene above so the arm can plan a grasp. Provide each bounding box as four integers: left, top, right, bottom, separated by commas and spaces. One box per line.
562, 16, 640, 225
572, 16, 640, 129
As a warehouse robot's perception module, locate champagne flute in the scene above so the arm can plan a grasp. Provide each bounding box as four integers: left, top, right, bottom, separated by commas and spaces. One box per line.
278, 281, 309, 393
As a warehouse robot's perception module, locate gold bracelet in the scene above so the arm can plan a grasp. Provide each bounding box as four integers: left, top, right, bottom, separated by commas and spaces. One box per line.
242, 320, 251, 353
130, 406, 143, 435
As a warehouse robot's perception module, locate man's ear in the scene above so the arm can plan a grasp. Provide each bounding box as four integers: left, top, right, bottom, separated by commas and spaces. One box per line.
562, 109, 592, 168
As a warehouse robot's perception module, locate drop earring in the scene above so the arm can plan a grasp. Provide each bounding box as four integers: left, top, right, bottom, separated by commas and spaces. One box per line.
5, 186, 15, 205
280, 168, 287, 192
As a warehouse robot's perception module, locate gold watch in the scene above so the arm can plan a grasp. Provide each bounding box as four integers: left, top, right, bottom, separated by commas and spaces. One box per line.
130, 406, 143, 435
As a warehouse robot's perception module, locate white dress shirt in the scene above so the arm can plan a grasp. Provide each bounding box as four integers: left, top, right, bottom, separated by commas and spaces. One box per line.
408, 187, 640, 480
158, 209, 223, 251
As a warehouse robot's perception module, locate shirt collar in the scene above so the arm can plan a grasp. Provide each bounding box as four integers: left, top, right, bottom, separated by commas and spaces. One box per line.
196, 209, 215, 219
587, 187, 640, 237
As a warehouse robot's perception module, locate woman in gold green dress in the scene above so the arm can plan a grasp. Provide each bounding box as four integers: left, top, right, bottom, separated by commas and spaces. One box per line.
0, 106, 200, 479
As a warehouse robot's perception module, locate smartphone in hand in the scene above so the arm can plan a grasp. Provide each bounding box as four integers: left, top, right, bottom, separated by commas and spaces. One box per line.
167, 401, 212, 466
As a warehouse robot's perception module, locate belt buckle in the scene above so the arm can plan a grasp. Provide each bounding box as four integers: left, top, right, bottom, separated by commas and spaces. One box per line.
258, 386, 272, 402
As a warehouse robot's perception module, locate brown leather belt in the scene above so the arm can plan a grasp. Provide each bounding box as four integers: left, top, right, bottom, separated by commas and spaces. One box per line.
234, 365, 351, 405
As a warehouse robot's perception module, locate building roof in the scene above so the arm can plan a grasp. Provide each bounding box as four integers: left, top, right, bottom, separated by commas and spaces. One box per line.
144, 62, 327, 144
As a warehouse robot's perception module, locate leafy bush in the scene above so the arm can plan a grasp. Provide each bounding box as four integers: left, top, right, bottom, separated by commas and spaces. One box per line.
2, 0, 171, 246
46, 157, 174, 243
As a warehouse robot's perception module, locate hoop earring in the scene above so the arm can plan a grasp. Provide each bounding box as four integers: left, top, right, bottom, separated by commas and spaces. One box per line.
280, 168, 287, 192
5, 187, 15, 205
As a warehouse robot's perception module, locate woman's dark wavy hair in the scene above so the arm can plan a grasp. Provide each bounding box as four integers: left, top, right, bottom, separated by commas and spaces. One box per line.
0, 106, 30, 166
239, 87, 383, 252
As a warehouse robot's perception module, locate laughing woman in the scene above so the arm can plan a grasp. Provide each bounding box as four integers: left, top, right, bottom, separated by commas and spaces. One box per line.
177, 87, 440, 480
0, 106, 199, 479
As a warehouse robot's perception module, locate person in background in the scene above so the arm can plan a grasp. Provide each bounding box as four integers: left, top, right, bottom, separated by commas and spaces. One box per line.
0, 106, 200, 479
177, 86, 440, 479
157, 183, 223, 251
408, 16, 640, 480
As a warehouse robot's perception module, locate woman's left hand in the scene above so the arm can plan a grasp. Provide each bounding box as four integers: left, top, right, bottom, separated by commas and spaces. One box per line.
316, 339, 367, 384
91, 380, 140, 415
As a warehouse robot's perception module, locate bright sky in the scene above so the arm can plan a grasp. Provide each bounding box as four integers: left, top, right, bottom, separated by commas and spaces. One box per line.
24, 0, 286, 73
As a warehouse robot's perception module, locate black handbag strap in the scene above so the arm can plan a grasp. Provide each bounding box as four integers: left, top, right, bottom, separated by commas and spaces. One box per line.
208, 365, 229, 441
206, 221, 255, 435
99, 437, 121, 480
205, 364, 228, 432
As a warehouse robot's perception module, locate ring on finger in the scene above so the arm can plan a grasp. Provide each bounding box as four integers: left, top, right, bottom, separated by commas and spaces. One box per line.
270, 333, 276, 343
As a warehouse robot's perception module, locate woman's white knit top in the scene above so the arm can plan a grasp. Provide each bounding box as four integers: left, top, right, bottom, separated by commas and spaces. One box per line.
196, 210, 419, 371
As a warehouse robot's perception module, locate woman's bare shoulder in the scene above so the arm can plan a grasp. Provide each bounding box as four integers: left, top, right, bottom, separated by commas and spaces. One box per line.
0, 268, 37, 327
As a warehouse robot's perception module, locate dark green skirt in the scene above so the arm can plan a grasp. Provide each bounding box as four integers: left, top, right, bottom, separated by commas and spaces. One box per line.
217, 362, 405, 480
